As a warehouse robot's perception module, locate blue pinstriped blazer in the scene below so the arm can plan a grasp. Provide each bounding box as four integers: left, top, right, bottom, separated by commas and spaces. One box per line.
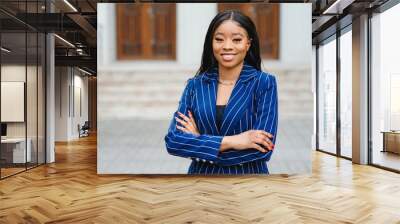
164, 64, 278, 174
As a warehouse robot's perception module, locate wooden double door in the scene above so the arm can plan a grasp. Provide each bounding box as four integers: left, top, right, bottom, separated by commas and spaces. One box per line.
116, 3, 279, 60
116, 3, 176, 60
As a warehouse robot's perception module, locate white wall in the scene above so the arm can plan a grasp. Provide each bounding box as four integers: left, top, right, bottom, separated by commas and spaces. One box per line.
177, 3, 217, 67
1, 65, 26, 81
97, 3, 117, 71
72, 73, 89, 138
97, 3, 311, 72
55, 67, 89, 141
268, 4, 311, 70
55, 66, 69, 141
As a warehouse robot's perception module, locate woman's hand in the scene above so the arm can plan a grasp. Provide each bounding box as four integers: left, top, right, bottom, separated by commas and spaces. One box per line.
221, 130, 274, 153
175, 111, 200, 136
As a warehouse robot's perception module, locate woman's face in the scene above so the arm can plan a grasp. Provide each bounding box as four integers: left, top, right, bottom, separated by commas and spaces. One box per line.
212, 20, 251, 70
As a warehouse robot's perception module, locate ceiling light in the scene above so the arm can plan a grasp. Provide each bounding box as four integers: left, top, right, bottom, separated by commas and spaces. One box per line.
1, 47, 11, 53
54, 34, 75, 48
78, 67, 93, 76
322, 0, 354, 15
63, 0, 78, 12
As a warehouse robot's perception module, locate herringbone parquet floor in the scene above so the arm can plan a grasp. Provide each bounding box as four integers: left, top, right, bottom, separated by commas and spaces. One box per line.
1, 134, 400, 223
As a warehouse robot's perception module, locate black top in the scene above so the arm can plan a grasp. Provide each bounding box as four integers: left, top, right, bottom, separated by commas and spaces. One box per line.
216, 105, 226, 131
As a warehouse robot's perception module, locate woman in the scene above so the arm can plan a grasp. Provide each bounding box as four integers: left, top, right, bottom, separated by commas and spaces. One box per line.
164, 10, 278, 174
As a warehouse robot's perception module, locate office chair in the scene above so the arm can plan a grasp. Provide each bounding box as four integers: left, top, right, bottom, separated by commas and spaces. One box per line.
79, 121, 90, 138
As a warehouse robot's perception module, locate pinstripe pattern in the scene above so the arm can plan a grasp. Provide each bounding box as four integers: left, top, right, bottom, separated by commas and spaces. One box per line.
165, 64, 278, 174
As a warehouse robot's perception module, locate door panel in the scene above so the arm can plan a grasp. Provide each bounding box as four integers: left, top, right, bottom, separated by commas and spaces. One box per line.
218, 4, 279, 59
116, 4, 176, 60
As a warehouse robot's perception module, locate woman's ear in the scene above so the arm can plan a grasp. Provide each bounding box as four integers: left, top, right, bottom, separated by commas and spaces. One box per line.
246, 38, 252, 51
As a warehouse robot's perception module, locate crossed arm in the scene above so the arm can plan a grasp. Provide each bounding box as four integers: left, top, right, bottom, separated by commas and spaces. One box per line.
164, 75, 278, 166
175, 110, 274, 153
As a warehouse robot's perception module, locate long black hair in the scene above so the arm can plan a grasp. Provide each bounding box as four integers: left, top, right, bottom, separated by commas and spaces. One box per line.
196, 10, 262, 75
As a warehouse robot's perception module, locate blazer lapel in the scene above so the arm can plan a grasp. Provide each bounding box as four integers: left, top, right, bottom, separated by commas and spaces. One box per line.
219, 79, 254, 136
219, 64, 258, 136
196, 77, 220, 135
198, 64, 258, 136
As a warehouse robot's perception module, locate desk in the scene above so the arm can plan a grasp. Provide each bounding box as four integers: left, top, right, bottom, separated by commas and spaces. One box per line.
381, 131, 400, 154
1, 138, 31, 163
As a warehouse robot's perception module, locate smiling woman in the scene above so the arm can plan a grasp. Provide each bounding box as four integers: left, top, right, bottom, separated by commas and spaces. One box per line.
164, 10, 278, 175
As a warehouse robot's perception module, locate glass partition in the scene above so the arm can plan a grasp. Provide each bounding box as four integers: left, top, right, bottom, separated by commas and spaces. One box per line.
1, 30, 28, 177
371, 3, 400, 171
38, 32, 45, 165
0, 1, 46, 179
317, 37, 337, 155
339, 29, 352, 158
27, 30, 38, 169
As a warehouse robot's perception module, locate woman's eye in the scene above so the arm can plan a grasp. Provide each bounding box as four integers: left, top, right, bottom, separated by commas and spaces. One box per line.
233, 39, 242, 42
215, 38, 223, 42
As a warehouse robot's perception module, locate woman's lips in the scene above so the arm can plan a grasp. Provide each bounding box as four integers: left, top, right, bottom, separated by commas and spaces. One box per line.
221, 53, 236, 61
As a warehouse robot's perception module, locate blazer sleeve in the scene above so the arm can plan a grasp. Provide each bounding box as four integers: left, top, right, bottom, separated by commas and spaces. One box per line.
216, 74, 278, 166
164, 78, 224, 162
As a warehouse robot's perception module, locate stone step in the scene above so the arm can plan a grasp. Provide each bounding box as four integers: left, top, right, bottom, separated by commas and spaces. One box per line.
98, 70, 314, 120
99, 80, 311, 91
98, 96, 313, 106
99, 85, 185, 93
98, 91, 313, 103
99, 83, 311, 92
99, 109, 313, 120
98, 100, 313, 113
279, 93, 313, 101
99, 78, 311, 87
99, 71, 311, 84
98, 72, 192, 82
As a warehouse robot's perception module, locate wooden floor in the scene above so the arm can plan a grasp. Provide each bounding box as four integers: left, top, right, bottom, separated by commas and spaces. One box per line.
373, 151, 400, 171
0, 167, 26, 178
0, 134, 400, 223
